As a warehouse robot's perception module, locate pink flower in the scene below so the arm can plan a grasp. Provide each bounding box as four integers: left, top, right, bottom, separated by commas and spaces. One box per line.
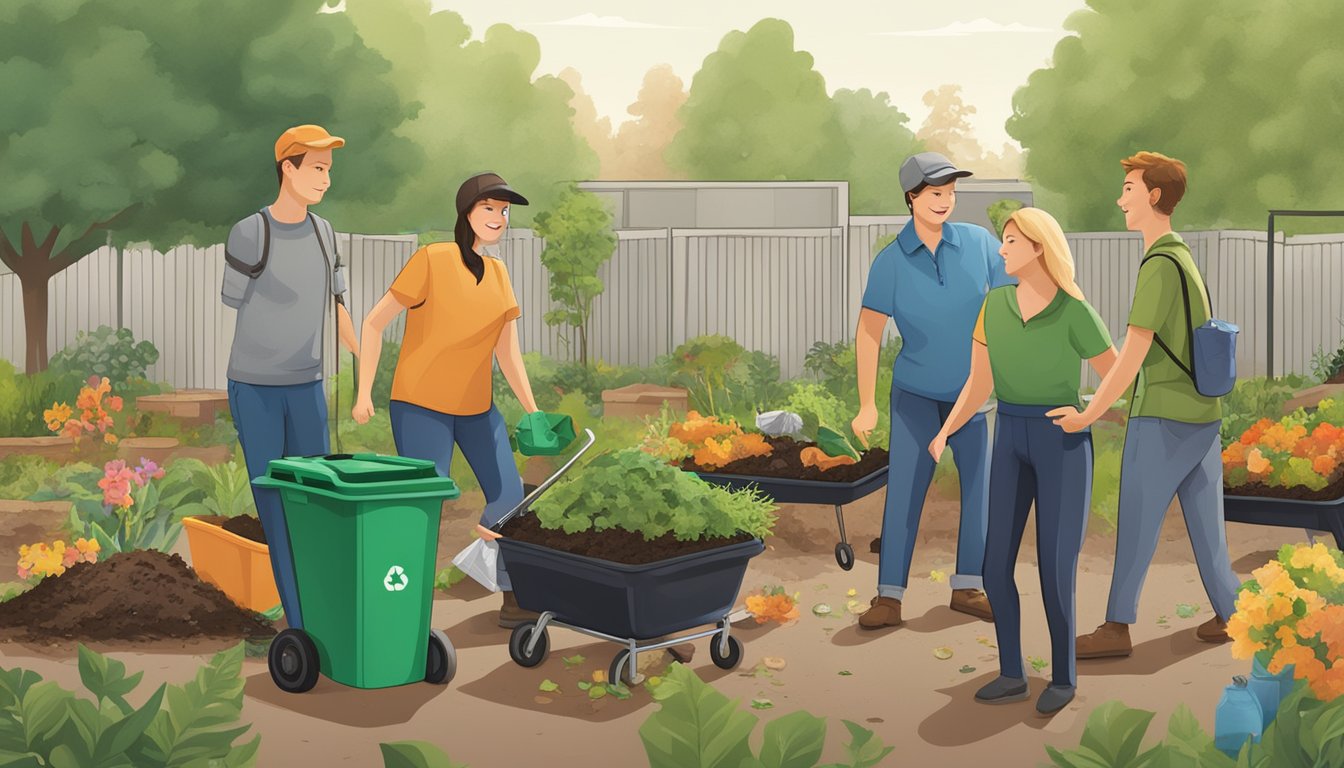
16, 566, 30, 580
86, 375, 100, 389
107, 396, 124, 412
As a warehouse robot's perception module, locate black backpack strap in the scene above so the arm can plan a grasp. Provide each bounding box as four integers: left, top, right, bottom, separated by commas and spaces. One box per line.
1140, 252, 1200, 383
224, 211, 270, 279
308, 213, 346, 306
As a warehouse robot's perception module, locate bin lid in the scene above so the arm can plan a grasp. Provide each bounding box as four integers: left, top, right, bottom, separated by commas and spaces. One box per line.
260, 453, 460, 498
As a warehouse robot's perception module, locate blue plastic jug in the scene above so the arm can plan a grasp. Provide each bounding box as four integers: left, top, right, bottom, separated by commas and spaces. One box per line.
1215, 676, 1263, 757
1250, 657, 1295, 728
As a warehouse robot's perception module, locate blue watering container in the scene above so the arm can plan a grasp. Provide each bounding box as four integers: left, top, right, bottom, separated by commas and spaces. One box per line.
1250, 657, 1296, 728
1215, 676, 1263, 757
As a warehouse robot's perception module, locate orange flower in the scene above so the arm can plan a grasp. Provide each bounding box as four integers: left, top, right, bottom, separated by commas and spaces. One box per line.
1316, 455, 1339, 478
103, 432, 118, 445
1246, 448, 1272, 476
107, 395, 124, 412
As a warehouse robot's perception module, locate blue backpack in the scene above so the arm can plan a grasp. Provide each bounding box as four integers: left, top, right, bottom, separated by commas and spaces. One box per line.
1141, 252, 1238, 398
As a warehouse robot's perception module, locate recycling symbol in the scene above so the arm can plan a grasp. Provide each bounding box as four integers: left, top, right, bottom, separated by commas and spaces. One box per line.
383, 565, 408, 592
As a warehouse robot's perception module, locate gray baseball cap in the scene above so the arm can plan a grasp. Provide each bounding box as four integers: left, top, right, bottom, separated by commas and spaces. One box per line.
899, 152, 973, 194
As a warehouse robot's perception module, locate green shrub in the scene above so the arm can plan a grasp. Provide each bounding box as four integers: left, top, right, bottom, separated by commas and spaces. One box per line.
1220, 376, 1311, 448
46, 325, 160, 393
381, 741, 467, 768
176, 460, 256, 519
0, 643, 259, 767
1090, 420, 1126, 531
0, 362, 66, 437
0, 455, 58, 499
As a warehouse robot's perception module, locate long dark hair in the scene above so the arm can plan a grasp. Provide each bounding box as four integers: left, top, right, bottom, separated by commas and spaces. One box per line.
454, 203, 486, 284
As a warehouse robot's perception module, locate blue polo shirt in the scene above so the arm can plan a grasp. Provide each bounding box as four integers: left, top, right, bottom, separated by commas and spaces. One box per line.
861, 220, 1013, 402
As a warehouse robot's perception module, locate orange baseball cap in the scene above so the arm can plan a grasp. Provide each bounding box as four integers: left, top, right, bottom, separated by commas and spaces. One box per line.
274, 125, 345, 162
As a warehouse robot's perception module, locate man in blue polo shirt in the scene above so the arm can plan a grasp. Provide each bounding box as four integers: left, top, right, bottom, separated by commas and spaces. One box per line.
852, 152, 1014, 629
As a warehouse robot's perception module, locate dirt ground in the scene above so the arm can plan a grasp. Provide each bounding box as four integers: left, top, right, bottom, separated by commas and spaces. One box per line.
0, 489, 1315, 768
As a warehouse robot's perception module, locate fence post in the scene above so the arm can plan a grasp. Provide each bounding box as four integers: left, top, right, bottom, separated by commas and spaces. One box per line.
1266, 213, 1275, 379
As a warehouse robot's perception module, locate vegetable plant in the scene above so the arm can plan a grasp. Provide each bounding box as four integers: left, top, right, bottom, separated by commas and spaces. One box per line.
177, 460, 256, 519
1223, 398, 1344, 492
0, 643, 259, 767
532, 448, 776, 541
670, 335, 746, 417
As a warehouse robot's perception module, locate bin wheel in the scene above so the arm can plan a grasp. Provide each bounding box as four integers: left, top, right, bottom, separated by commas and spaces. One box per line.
709, 634, 743, 671
609, 649, 643, 686
508, 623, 549, 668
835, 542, 855, 571
269, 629, 320, 694
426, 629, 457, 685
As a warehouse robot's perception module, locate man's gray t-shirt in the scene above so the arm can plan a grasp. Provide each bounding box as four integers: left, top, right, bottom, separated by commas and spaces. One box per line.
221, 209, 345, 386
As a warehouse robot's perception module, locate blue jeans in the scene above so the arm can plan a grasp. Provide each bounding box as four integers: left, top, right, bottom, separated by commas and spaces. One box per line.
227, 379, 330, 629
878, 387, 989, 599
983, 404, 1092, 688
1105, 418, 1239, 624
389, 401, 524, 591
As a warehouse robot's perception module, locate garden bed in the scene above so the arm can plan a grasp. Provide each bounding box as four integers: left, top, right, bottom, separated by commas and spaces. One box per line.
0, 550, 275, 643
1225, 476, 1344, 503
499, 512, 753, 565
678, 436, 888, 482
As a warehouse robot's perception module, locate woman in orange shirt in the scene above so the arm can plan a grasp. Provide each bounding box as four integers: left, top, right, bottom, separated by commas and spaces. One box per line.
353, 173, 542, 629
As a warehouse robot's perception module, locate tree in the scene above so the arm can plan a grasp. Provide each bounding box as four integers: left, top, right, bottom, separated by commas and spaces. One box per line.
987, 199, 1026, 236
533, 186, 617, 367
342, 0, 599, 230
557, 67, 615, 177
608, 65, 688, 180
916, 84, 1024, 180
667, 19, 848, 181
0, 0, 415, 372
1007, 0, 1344, 231
832, 89, 924, 213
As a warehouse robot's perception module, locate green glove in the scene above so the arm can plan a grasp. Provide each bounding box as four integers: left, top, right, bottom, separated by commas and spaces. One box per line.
816, 426, 861, 461
515, 411, 577, 456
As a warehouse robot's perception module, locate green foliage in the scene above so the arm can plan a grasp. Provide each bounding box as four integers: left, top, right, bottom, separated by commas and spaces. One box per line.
1008, 1, 1344, 232
434, 567, 467, 591
641, 663, 893, 768
0, 456, 57, 500
1044, 701, 1165, 768
1090, 420, 1126, 530
380, 741, 468, 768
1220, 376, 1311, 448
800, 339, 899, 449
531, 448, 776, 541
534, 186, 619, 367
61, 461, 203, 554
670, 336, 747, 418
0, 643, 258, 767
832, 89, 924, 214
986, 199, 1025, 237
667, 19, 848, 183
46, 327, 159, 393
0, 363, 67, 437
1310, 327, 1344, 384
175, 461, 255, 519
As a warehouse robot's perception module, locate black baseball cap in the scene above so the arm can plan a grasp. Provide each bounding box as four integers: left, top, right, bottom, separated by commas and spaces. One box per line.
456, 172, 529, 214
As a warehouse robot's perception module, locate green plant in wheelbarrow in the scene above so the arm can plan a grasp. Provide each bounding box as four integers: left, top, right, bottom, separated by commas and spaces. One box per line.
498, 447, 775, 681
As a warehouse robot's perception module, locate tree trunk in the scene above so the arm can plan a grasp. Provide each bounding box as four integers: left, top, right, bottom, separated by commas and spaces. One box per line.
18, 267, 50, 374
578, 322, 588, 368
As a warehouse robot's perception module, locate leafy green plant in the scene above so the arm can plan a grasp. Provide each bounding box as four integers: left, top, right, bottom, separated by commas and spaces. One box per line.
534, 185, 619, 367
380, 741, 467, 768
640, 663, 894, 768
0, 455, 58, 499
987, 198, 1026, 237
0, 362, 66, 438
0, 642, 258, 767
1220, 376, 1311, 449
177, 460, 256, 519
46, 326, 160, 394
63, 461, 203, 554
1310, 326, 1344, 385
532, 448, 776, 541
670, 335, 747, 417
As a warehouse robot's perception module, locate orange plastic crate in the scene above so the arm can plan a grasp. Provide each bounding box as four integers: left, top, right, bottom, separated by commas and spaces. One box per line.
182, 516, 280, 613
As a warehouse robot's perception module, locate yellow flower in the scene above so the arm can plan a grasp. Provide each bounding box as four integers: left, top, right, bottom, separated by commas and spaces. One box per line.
103, 432, 118, 445
1234, 590, 1271, 630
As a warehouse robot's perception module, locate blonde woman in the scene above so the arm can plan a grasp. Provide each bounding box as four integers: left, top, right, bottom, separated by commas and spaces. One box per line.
928, 208, 1118, 716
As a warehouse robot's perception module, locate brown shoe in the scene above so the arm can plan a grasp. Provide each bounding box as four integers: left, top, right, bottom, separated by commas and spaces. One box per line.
858, 596, 902, 629
950, 589, 994, 621
499, 591, 540, 629
1196, 616, 1231, 644
1077, 621, 1132, 658
869, 537, 882, 554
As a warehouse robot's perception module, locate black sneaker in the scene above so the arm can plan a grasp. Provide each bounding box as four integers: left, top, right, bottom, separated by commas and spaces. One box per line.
974, 676, 1029, 704
1036, 685, 1076, 715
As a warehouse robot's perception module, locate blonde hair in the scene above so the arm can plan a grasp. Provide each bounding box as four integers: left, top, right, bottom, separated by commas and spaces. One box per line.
1005, 207, 1085, 301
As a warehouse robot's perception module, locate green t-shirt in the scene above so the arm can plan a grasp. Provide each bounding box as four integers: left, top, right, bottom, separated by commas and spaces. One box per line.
1127, 233, 1221, 423
974, 285, 1113, 408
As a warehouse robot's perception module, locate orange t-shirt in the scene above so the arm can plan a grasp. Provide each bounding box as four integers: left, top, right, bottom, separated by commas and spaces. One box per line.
388, 243, 521, 415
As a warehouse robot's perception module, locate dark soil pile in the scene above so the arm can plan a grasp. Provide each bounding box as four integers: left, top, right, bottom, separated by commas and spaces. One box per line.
1225, 474, 1344, 503
680, 436, 889, 482
221, 515, 267, 545
0, 550, 276, 643
500, 513, 754, 565
1329, 370, 1344, 385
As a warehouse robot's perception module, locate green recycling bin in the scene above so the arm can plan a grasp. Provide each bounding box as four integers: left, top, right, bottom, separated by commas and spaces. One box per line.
253, 453, 460, 693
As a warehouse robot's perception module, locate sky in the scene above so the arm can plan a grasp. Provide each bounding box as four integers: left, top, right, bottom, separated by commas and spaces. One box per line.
425, 0, 1090, 149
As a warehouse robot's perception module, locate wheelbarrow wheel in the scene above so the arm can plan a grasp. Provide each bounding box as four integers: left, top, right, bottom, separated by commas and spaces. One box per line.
609, 649, 644, 686
425, 629, 457, 684
835, 542, 855, 571
269, 629, 320, 694
509, 622, 549, 668
709, 634, 743, 671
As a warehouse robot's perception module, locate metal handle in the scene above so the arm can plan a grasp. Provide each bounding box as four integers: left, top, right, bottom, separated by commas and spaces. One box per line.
492, 428, 597, 531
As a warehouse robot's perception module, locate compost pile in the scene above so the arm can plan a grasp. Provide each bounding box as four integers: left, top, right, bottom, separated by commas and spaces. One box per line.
220, 515, 267, 545
0, 550, 275, 643
500, 513, 753, 565
681, 436, 888, 482
1225, 475, 1344, 503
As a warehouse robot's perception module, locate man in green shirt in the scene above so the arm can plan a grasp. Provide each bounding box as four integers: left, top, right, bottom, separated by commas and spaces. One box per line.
1050, 151, 1240, 657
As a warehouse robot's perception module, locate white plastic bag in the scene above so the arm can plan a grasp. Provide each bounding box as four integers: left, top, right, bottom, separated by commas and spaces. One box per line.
452, 538, 501, 592
756, 410, 803, 437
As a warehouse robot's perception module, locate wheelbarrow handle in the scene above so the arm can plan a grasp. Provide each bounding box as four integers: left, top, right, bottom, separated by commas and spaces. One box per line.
492, 428, 597, 531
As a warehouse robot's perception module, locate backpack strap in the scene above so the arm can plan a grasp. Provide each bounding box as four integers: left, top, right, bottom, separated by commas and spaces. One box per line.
1140, 252, 1207, 384
224, 211, 270, 279
307, 213, 346, 306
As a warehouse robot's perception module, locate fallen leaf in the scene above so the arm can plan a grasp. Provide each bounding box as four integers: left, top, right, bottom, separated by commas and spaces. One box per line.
976, 636, 997, 649
592, 670, 607, 684
812, 603, 833, 617
609, 683, 632, 700
539, 679, 559, 693
763, 657, 787, 671
577, 682, 592, 691
1028, 656, 1048, 672
838, 670, 853, 676
929, 570, 947, 583
589, 685, 608, 700
533, 695, 552, 705
846, 588, 857, 597
959, 666, 976, 674
646, 676, 662, 688
1176, 603, 1201, 619
846, 600, 864, 615
933, 647, 953, 660
770, 680, 786, 687
815, 583, 830, 591
562, 654, 586, 669
751, 698, 774, 710
1157, 616, 1169, 625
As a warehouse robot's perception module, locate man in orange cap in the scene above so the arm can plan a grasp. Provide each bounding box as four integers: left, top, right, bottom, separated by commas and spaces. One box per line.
220, 124, 359, 629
